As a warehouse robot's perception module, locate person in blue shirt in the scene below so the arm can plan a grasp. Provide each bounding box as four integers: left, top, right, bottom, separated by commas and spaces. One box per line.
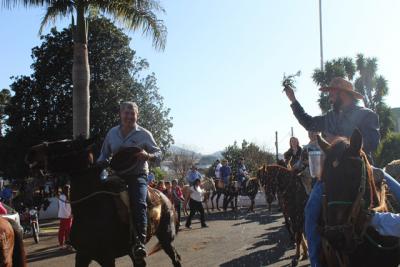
284, 77, 398, 267
147, 172, 155, 185
97, 101, 161, 259
220, 159, 231, 187
186, 166, 202, 186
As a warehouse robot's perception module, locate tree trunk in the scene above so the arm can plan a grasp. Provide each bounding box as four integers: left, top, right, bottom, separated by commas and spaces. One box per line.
72, 1, 90, 139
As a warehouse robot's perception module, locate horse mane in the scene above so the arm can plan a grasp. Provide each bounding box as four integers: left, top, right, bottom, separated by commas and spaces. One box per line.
360, 151, 387, 212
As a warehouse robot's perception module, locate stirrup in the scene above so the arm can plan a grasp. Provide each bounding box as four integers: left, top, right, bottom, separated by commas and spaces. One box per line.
133, 243, 147, 259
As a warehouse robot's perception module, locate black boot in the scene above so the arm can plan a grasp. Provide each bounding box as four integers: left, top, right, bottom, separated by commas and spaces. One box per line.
133, 226, 147, 259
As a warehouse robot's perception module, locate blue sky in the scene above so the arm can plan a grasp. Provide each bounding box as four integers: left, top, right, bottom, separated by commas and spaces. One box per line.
1, 0, 399, 154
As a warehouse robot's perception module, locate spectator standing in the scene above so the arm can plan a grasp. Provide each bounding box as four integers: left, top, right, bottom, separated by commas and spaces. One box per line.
185, 179, 208, 229
58, 185, 72, 249
171, 179, 184, 226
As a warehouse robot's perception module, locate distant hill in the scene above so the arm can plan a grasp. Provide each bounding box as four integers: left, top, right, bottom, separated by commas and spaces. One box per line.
166, 146, 223, 169
168, 145, 202, 157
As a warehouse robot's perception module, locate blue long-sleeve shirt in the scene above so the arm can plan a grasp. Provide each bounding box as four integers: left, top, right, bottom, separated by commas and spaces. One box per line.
290, 101, 380, 156
97, 124, 162, 175
220, 165, 231, 184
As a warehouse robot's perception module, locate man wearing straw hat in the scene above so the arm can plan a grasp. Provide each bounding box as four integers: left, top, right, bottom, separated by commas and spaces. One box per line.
284, 77, 384, 267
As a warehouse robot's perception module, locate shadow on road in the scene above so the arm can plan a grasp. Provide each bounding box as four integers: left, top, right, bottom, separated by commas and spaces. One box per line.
27, 245, 75, 263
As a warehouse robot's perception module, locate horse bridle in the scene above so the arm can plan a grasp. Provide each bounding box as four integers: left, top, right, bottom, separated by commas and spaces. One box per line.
322, 155, 372, 254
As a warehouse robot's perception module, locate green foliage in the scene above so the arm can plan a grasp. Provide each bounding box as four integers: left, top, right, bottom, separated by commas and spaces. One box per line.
312, 57, 355, 113
0, 17, 173, 179
282, 71, 301, 90
151, 167, 167, 182
0, 89, 11, 136
375, 132, 400, 167
312, 54, 393, 139
221, 140, 275, 177
2, 0, 167, 50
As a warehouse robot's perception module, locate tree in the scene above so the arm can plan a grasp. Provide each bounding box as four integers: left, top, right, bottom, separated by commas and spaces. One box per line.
222, 140, 275, 178
313, 54, 394, 139
0, 89, 11, 136
0, 17, 173, 179
2, 0, 167, 139
169, 151, 199, 181
375, 132, 400, 167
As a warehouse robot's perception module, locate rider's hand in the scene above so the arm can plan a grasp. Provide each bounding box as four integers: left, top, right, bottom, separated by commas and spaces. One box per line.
284, 86, 297, 103
136, 150, 151, 161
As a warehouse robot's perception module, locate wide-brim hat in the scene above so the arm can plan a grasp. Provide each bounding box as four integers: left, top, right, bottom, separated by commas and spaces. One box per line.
110, 146, 142, 172
319, 77, 363, 100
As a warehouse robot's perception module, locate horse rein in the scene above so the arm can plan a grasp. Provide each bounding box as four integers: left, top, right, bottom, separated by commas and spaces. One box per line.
57, 191, 120, 205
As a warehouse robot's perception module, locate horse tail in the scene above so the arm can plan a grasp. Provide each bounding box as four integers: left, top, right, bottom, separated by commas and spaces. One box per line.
8, 218, 26, 267
151, 192, 177, 256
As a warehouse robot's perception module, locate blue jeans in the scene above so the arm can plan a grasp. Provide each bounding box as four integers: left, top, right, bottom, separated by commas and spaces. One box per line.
305, 180, 324, 267
125, 175, 148, 232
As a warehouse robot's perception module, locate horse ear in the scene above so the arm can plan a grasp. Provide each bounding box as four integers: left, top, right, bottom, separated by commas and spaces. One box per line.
349, 129, 362, 155
317, 134, 331, 153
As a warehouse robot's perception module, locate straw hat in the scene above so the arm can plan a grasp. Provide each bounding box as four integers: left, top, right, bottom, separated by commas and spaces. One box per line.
319, 77, 363, 100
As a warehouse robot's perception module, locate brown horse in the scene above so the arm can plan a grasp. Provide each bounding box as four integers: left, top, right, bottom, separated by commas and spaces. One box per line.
26, 139, 181, 267
0, 217, 26, 267
258, 164, 308, 266
318, 130, 400, 267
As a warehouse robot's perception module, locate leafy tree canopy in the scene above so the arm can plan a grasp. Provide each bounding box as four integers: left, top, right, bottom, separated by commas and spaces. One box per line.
312, 54, 394, 139
221, 140, 275, 178
375, 132, 400, 167
0, 17, 173, 179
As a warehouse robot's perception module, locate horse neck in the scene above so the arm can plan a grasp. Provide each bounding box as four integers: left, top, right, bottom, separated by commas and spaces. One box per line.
69, 166, 103, 201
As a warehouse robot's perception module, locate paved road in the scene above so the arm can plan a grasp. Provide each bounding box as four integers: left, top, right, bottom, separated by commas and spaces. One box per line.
25, 203, 310, 267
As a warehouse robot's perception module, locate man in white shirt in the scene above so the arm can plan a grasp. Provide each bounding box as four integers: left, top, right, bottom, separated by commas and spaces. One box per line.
214, 160, 222, 180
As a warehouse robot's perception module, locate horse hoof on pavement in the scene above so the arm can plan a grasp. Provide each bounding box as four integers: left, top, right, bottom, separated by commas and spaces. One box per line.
291, 258, 298, 266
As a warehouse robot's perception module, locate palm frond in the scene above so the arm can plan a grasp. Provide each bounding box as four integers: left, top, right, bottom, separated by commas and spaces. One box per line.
101, 0, 167, 50
39, 0, 74, 34
1, 0, 50, 9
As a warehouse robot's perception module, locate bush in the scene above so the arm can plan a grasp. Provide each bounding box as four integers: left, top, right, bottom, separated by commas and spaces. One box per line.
375, 132, 400, 167
151, 167, 167, 181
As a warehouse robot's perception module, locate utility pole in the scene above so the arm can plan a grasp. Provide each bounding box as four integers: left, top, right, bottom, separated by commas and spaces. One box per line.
275, 131, 279, 162
319, 0, 324, 71
291, 127, 294, 137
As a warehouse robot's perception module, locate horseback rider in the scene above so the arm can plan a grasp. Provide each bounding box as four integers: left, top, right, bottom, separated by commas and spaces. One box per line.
237, 157, 248, 191
285, 77, 400, 267
283, 136, 303, 171
220, 159, 231, 188
97, 101, 161, 259
186, 165, 202, 186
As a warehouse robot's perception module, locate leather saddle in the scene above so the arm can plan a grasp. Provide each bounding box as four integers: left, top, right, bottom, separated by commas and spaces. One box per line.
104, 175, 162, 225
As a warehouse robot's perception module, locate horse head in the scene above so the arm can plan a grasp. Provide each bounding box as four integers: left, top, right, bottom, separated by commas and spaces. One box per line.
26, 138, 96, 175
318, 129, 378, 252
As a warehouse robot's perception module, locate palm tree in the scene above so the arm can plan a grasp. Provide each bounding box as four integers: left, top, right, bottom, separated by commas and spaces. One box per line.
2, 0, 167, 138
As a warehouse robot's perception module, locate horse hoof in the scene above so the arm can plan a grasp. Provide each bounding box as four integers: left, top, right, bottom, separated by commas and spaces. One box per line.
300, 254, 308, 261
291, 258, 298, 266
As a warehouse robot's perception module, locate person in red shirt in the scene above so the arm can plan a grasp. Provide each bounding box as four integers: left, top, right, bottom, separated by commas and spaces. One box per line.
171, 179, 184, 226
0, 202, 7, 215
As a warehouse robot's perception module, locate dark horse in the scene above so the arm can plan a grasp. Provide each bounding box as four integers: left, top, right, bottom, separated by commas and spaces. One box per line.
26, 139, 181, 267
210, 179, 225, 211
223, 177, 260, 212
258, 164, 308, 266
318, 130, 400, 267
0, 217, 26, 267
